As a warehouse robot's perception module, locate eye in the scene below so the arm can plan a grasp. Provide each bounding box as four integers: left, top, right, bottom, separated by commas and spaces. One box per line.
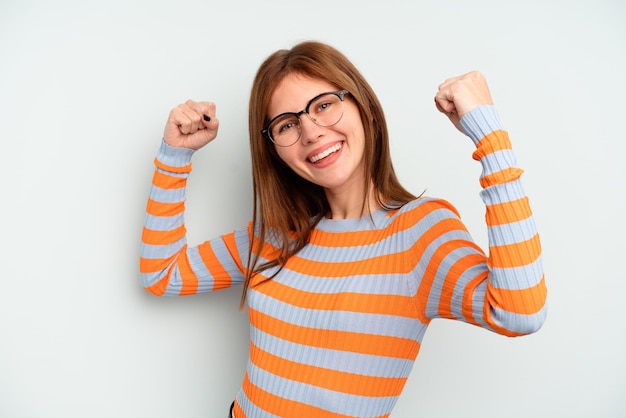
278, 121, 296, 133
311, 93, 341, 117
272, 115, 299, 136
315, 100, 334, 113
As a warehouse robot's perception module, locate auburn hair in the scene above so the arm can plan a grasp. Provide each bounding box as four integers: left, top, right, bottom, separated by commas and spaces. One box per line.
242, 41, 417, 307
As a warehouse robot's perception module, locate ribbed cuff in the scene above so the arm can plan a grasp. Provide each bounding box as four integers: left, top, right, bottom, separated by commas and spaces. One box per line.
460, 105, 504, 145
155, 139, 195, 168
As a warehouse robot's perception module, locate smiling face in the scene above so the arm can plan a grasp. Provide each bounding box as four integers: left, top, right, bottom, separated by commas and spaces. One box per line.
268, 73, 368, 196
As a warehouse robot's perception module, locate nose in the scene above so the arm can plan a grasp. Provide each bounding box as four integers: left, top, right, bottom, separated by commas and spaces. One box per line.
299, 113, 324, 144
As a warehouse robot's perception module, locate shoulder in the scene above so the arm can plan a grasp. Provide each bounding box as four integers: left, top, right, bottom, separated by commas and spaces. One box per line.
391, 197, 461, 221
369, 198, 468, 246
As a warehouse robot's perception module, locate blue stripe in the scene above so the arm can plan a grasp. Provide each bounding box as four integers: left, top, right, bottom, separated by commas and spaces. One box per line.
186, 246, 215, 292
271, 266, 410, 295
423, 247, 487, 320
164, 264, 186, 295
407, 227, 478, 293
460, 104, 503, 144
490, 304, 548, 334
249, 290, 426, 340
489, 256, 544, 290
467, 280, 490, 328
143, 213, 184, 231
479, 177, 526, 203
479, 148, 518, 176
302, 206, 463, 265
313, 197, 441, 234
246, 362, 398, 417
156, 139, 195, 167
148, 184, 186, 204
140, 240, 185, 259
140, 271, 168, 289
451, 261, 489, 321
251, 326, 417, 378
206, 237, 246, 283
235, 390, 279, 418
488, 217, 538, 246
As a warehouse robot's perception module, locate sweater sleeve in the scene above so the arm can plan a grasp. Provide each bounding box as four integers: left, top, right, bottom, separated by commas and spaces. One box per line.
139, 140, 248, 296
423, 106, 547, 336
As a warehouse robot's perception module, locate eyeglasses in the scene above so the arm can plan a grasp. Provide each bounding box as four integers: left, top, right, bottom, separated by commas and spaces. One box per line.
261, 90, 349, 147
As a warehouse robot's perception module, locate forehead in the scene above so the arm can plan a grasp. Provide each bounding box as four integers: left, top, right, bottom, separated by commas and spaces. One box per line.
267, 73, 338, 117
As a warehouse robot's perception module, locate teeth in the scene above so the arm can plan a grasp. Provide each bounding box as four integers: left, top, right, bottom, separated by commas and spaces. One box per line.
309, 143, 342, 163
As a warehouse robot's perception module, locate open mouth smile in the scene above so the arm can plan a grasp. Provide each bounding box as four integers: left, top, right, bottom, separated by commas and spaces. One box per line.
308, 143, 342, 163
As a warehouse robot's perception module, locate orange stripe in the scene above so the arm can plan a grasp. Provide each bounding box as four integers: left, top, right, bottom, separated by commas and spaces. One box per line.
249, 342, 407, 397
145, 198, 184, 217
141, 225, 186, 246
254, 239, 408, 281
490, 233, 542, 268
482, 315, 525, 337
479, 167, 524, 188
309, 228, 368, 248
437, 253, 486, 319
485, 197, 532, 226
255, 239, 283, 268
151, 169, 187, 189
414, 222, 482, 321
139, 252, 178, 274
308, 198, 459, 247
141, 248, 200, 296
487, 276, 547, 315
256, 279, 418, 318
287, 251, 408, 278
143, 270, 171, 296
284, 215, 469, 281
223, 231, 247, 275
249, 308, 421, 360
198, 241, 233, 291
154, 158, 191, 173
241, 373, 381, 418
472, 130, 511, 160
461, 270, 489, 326
176, 249, 198, 296
252, 201, 462, 281
232, 401, 245, 418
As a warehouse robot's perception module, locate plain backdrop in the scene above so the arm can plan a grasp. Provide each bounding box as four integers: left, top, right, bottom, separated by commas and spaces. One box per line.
1, 0, 624, 417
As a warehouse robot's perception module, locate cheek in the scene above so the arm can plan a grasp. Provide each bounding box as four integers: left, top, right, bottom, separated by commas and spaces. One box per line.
274, 147, 287, 163
349, 124, 367, 152
274, 147, 299, 168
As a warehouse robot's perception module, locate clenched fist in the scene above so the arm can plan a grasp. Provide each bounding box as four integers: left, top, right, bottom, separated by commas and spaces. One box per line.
434, 71, 494, 133
163, 100, 219, 150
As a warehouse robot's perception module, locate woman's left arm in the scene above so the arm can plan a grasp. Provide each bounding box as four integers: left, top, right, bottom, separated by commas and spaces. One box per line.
434, 72, 548, 336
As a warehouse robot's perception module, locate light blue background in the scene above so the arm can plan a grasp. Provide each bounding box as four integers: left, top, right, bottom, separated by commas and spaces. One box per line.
1, 0, 624, 416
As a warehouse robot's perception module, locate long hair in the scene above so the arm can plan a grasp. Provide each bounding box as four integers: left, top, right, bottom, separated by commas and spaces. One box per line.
242, 41, 417, 307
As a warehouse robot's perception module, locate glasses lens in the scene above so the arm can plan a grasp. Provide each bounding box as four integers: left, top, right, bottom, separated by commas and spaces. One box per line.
309, 93, 344, 127
266, 92, 346, 147
269, 114, 300, 146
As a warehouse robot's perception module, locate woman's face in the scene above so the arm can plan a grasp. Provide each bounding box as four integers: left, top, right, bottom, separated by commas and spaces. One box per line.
267, 73, 367, 195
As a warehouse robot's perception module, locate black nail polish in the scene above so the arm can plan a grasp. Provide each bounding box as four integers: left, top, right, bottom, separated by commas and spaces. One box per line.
203, 114, 211, 122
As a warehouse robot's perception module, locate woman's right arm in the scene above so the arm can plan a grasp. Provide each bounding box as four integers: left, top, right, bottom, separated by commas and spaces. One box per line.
139, 101, 248, 296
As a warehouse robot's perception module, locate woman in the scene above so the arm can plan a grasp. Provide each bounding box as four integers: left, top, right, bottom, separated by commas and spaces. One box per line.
140, 41, 547, 417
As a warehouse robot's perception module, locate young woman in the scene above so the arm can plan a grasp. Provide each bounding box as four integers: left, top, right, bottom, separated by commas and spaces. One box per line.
140, 41, 547, 417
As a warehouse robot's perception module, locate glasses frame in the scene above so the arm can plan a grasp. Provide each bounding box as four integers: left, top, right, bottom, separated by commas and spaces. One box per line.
261, 90, 350, 147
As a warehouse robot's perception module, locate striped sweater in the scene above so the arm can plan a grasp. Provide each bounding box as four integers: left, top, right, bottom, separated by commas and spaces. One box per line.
140, 105, 547, 417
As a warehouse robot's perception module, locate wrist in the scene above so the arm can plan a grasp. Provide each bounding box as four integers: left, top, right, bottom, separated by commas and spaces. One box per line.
460, 105, 503, 145
156, 138, 195, 170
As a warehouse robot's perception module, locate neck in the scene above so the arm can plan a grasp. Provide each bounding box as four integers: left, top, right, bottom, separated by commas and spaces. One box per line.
324, 181, 381, 220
